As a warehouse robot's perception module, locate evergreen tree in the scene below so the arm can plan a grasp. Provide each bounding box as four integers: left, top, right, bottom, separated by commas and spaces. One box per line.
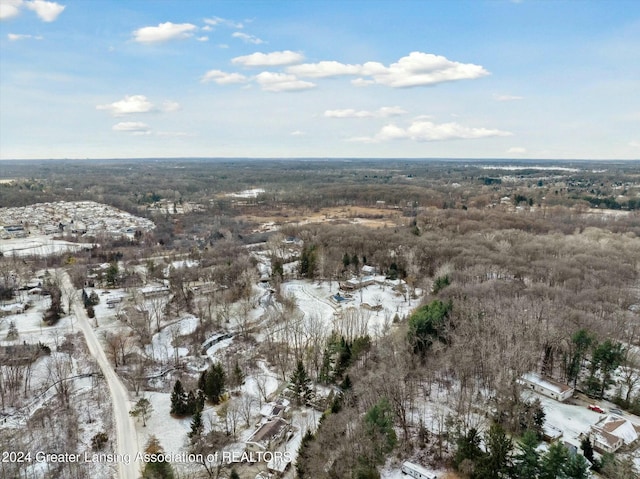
188, 407, 203, 441
202, 362, 226, 404
229, 469, 240, 479
512, 430, 540, 478
130, 397, 153, 427
318, 347, 332, 384
289, 360, 313, 406
170, 380, 187, 416
185, 390, 197, 415
351, 253, 359, 271
364, 398, 397, 456
565, 454, 590, 479
230, 360, 245, 388
141, 436, 174, 479
580, 436, 594, 464
476, 424, 513, 478
340, 374, 352, 391
454, 428, 483, 472
539, 441, 569, 479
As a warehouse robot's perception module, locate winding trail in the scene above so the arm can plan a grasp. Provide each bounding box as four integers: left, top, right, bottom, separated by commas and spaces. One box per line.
60, 272, 139, 479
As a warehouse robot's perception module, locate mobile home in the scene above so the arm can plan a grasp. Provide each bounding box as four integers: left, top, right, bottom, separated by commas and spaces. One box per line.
401, 461, 437, 479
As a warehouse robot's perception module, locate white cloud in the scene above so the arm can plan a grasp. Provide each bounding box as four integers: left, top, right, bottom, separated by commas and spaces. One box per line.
25, 0, 64, 22
288, 51, 488, 88
97, 95, 155, 116
7, 33, 42, 41
232, 31, 264, 44
2, 0, 65, 22
204, 16, 243, 29
201, 69, 248, 85
290, 130, 306, 136
629, 141, 640, 148
288, 60, 362, 78
255, 72, 315, 92
324, 106, 406, 118
494, 94, 524, 101
0, 0, 23, 20
232, 50, 304, 67
112, 122, 150, 134
353, 120, 511, 142
133, 22, 197, 43
196, 36, 208, 42
161, 100, 180, 112
507, 147, 527, 154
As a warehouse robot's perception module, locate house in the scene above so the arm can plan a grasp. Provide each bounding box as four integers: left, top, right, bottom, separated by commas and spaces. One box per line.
401, 461, 437, 479
361, 265, 377, 275
589, 416, 640, 453
521, 372, 574, 402
245, 418, 290, 453
267, 455, 291, 476
340, 275, 376, 291
259, 398, 290, 420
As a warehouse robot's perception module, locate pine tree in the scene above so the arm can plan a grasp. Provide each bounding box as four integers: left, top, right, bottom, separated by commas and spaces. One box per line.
512, 430, 540, 478
580, 436, 594, 464
188, 407, 203, 441
170, 380, 187, 416
203, 363, 226, 404
130, 397, 153, 427
539, 441, 569, 479
142, 436, 174, 479
289, 360, 313, 406
476, 424, 512, 478
565, 454, 590, 479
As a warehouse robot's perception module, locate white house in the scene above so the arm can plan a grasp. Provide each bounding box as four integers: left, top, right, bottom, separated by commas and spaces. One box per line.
589, 416, 640, 453
521, 372, 574, 402
401, 461, 437, 479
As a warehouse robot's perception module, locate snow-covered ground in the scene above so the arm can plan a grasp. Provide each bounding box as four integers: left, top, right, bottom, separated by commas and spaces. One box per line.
0, 235, 94, 257
282, 277, 421, 337
146, 315, 198, 363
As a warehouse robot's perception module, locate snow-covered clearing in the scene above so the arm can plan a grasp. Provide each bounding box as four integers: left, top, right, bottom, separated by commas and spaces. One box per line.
282, 278, 421, 337
146, 315, 198, 363
0, 235, 93, 257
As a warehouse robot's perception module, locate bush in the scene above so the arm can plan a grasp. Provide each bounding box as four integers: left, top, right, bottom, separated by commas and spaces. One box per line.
91, 432, 109, 450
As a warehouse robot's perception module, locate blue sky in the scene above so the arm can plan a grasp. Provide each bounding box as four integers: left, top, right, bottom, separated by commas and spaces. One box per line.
0, 0, 638, 159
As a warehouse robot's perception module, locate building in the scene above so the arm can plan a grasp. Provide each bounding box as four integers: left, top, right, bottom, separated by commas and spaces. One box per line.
521, 372, 574, 402
589, 415, 640, 453
401, 461, 437, 479
259, 398, 290, 420
245, 417, 290, 453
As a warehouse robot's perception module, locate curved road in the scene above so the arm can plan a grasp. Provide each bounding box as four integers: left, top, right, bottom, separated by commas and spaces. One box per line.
61, 272, 139, 479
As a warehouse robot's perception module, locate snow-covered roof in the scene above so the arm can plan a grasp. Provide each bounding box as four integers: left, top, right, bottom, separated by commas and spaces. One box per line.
594, 416, 640, 445
522, 372, 573, 394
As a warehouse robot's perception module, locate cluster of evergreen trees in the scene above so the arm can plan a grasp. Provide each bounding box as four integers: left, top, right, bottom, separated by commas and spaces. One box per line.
454, 426, 590, 479
169, 380, 204, 417
170, 362, 226, 417
319, 334, 371, 384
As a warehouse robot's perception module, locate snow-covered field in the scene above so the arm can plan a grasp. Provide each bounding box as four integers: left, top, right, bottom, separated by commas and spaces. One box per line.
0, 235, 93, 257
282, 277, 421, 337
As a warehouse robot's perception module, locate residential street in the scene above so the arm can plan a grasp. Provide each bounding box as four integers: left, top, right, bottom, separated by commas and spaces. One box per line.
60, 272, 139, 479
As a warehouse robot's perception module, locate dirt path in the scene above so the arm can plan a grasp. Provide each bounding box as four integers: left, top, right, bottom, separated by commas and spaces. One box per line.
60, 272, 139, 479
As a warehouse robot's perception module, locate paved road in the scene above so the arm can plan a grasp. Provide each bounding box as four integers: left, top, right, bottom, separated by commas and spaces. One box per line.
60, 272, 139, 479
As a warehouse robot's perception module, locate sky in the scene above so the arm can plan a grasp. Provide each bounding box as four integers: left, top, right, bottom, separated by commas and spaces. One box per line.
0, 0, 639, 160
